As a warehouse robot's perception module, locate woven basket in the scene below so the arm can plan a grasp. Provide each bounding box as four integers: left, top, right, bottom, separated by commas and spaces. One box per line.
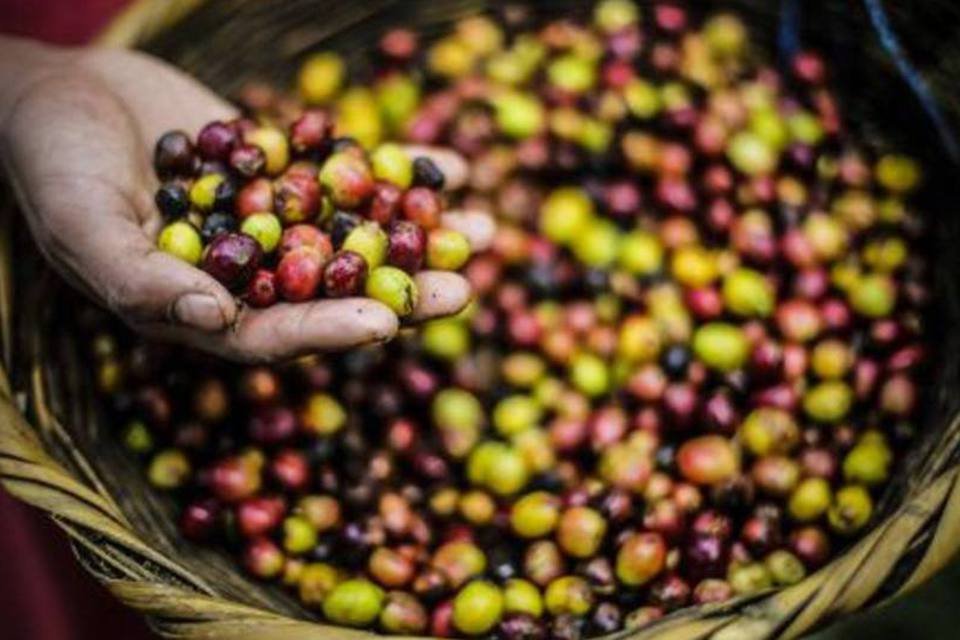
4, 1, 960, 639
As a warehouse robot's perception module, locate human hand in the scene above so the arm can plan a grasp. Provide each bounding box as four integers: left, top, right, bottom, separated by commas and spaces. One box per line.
0, 39, 493, 362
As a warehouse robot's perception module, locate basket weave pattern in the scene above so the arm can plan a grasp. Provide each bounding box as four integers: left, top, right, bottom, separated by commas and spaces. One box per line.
3, 1, 960, 638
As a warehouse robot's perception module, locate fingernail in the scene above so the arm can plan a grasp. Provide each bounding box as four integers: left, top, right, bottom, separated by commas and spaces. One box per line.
173, 294, 226, 331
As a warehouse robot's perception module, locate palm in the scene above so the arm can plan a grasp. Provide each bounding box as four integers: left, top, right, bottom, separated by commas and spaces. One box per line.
4, 48, 479, 362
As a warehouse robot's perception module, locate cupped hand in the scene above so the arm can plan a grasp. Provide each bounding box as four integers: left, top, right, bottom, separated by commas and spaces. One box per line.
0, 43, 493, 362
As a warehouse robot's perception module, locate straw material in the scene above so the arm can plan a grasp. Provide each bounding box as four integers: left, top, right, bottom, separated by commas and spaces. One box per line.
2, 1, 960, 638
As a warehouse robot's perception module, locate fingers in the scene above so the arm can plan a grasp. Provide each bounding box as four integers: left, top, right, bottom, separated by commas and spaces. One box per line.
408, 270, 472, 324
137, 298, 399, 363
402, 145, 469, 191
442, 209, 497, 252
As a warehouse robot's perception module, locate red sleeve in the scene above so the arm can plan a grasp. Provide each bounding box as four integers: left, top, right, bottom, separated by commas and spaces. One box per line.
0, 0, 133, 45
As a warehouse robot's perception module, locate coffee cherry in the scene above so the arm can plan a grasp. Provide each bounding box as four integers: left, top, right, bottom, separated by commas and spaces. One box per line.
276, 247, 324, 302
324, 251, 369, 297
366, 266, 419, 316
202, 232, 262, 290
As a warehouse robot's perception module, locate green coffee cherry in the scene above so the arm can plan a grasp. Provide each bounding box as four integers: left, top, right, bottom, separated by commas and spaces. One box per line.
740, 407, 800, 456
540, 187, 595, 245
765, 550, 807, 586
376, 74, 421, 131
189, 173, 225, 211
427, 229, 472, 270
788, 477, 832, 521
671, 245, 718, 288
283, 515, 318, 555
547, 54, 596, 93
158, 220, 203, 265
485, 447, 530, 496
301, 392, 347, 435
299, 52, 344, 104
511, 491, 562, 538
810, 339, 852, 379
493, 91, 545, 139
803, 381, 853, 423
594, 0, 640, 33
728, 562, 773, 595
693, 323, 749, 372
618, 229, 664, 275
828, 485, 873, 535
502, 353, 547, 388
842, 440, 892, 486
366, 266, 419, 316
298, 562, 341, 608
803, 213, 848, 261
875, 154, 921, 193
240, 212, 283, 253
453, 581, 504, 635
343, 222, 388, 269
370, 142, 413, 188
617, 315, 662, 363
322, 579, 385, 627
147, 449, 191, 489
433, 388, 484, 431
122, 420, 154, 455
788, 111, 825, 145
494, 395, 543, 437
569, 352, 610, 398
467, 441, 507, 485
503, 578, 544, 617
623, 80, 661, 119
749, 108, 789, 150
422, 319, 471, 360
544, 576, 594, 616
850, 273, 897, 318
722, 268, 774, 317
336, 87, 383, 149
727, 131, 777, 175
572, 220, 621, 268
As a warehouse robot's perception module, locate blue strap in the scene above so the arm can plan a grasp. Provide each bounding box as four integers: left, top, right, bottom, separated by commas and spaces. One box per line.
777, 0, 801, 64
779, 0, 959, 163
862, 0, 960, 163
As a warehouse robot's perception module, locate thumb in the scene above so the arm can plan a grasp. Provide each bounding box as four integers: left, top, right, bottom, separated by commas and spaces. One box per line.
84, 224, 238, 332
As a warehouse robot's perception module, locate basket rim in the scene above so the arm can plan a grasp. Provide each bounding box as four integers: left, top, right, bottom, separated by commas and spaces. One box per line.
1, 2, 958, 639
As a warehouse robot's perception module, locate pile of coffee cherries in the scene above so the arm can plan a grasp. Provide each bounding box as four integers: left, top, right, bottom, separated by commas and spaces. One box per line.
153, 115, 470, 315
88, 2, 932, 638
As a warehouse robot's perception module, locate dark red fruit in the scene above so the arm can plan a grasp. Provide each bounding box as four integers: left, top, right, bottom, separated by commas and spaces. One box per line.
248, 406, 298, 444
197, 121, 238, 161
202, 233, 263, 291
180, 498, 220, 541
245, 269, 277, 308
290, 109, 333, 153
154, 130, 195, 177
324, 251, 369, 297
684, 533, 728, 583
402, 186, 442, 229
276, 247, 324, 302
387, 220, 427, 273
230, 144, 266, 178
369, 181, 404, 225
